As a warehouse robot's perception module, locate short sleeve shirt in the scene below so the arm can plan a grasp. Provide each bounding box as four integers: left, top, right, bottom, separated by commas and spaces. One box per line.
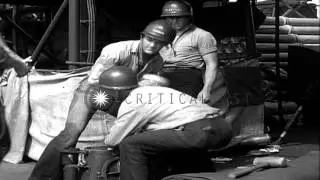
88, 40, 163, 80
160, 27, 217, 69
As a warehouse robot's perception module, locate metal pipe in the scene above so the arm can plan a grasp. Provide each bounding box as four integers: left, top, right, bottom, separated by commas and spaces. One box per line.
242, 0, 257, 56
11, 5, 18, 52
68, 0, 80, 69
275, 0, 283, 120
31, 0, 69, 66
2, 15, 57, 61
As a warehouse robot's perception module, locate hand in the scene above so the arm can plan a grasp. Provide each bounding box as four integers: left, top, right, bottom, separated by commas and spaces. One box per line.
13, 56, 33, 77
197, 89, 211, 103
23, 56, 32, 64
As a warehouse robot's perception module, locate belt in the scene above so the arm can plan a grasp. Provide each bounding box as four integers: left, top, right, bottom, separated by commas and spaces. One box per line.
175, 116, 218, 131
161, 67, 201, 73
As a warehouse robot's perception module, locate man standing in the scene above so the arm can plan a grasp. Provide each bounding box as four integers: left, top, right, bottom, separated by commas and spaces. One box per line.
159, 0, 221, 103
28, 19, 175, 180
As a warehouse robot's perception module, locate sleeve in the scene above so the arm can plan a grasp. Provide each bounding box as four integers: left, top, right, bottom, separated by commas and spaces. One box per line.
198, 31, 218, 56
88, 45, 121, 85
104, 96, 148, 146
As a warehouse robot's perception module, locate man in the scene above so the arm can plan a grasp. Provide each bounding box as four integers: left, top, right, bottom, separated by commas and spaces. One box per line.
28, 19, 176, 180
159, 0, 220, 103
97, 66, 232, 180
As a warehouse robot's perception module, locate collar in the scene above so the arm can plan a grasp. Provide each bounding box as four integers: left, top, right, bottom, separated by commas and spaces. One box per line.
176, 24, 194, 36
173, 24, 195, 45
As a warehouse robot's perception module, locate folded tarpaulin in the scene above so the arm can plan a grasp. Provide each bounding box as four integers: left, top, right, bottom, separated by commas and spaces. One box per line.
2, 67, 115, 163
2, 69, 29, 164
27, 67, 115, 161
0, 102, 10, 161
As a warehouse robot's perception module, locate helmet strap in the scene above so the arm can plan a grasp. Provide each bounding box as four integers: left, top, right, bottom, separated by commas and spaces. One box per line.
138, 41, 150, 72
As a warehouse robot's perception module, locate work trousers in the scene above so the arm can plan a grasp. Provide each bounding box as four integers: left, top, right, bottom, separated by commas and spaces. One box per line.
160, 67, 203, 98
28, 78, 96, 180
119, 117, 232, 180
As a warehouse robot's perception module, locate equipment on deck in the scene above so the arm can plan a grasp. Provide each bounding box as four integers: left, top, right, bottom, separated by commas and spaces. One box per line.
228, 156, 287, 178
61, 146, 120, 180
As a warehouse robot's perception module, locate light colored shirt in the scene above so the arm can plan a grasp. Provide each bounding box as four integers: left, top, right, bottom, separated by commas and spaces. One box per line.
88, 40, 163, 84
104, 86, 223, 146
160, 26, 217, 69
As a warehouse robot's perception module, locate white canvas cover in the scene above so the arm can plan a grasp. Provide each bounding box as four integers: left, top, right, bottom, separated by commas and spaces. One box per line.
2, 67, 115, 163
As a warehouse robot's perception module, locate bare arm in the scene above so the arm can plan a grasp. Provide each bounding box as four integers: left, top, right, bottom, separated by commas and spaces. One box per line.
88, 47, 118, 85
197, 52, 218, 102
104, 109, 147, 147
88, 63, 107, 85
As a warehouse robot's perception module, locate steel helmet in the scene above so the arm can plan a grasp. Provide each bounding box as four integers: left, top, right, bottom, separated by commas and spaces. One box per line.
141, 19, 176, 44
98, 66, 138, 90
85, 66, 137, 112
161, 0, 193, 17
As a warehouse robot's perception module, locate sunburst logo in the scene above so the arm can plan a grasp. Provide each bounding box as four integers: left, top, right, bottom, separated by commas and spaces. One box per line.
83, 85, 113, 111
92, 89, 110, 108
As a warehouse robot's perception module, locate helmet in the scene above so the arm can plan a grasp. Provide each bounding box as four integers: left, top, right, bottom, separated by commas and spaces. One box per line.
85, 66, 137, 112
141, 19, 176, 44
98, 66, 138, 90
161, 0, 193, 17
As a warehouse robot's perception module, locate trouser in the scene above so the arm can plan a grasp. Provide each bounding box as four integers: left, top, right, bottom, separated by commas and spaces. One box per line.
28, 78, 96, 180
119, 117, 232, 180
160, 67, 203, 98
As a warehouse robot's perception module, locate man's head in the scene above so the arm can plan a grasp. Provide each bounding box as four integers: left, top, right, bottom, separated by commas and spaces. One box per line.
141, 19, 176, 54
161, 0, 193, 31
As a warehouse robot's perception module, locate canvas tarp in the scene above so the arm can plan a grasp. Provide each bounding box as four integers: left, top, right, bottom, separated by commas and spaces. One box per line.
2, 67, 114, 163
1, 69, 29, 163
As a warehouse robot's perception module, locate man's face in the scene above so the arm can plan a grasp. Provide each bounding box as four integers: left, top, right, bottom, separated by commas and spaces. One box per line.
165, 16, 190, 31
141, 36, 166, 55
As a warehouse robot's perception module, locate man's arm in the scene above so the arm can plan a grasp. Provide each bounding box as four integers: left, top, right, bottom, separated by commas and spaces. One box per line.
88, 46, 120, 85
88, 63, 108, 85
0, 35, 31, 77
104, 107, 148, 147
197, 52, 218, 102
